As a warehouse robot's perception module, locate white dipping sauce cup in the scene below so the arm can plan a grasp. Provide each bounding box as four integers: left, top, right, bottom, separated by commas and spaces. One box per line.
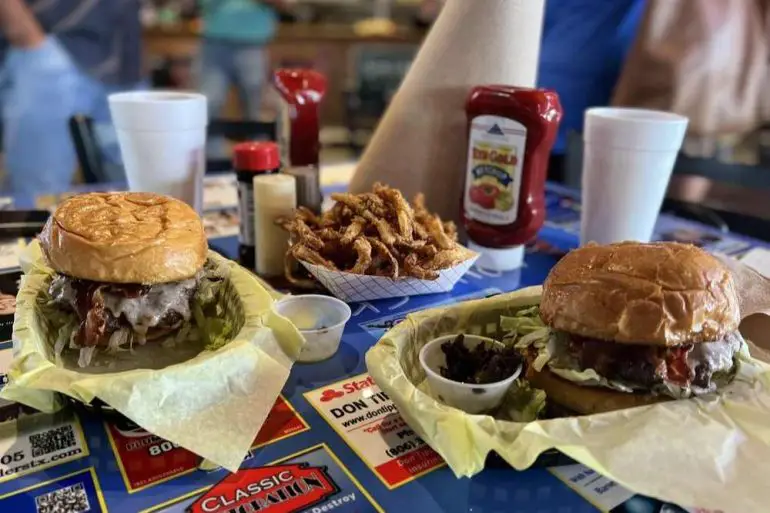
109, 91, 208, 212
274, 295, 351, 362
580, 108, 689, 245
419, 334, 522, 414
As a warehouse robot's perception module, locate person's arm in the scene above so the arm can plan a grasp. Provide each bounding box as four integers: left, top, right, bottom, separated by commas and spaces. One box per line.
0, 0, 45, 48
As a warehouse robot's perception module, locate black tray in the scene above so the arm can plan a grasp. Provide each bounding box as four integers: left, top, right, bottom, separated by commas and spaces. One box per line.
65, 395, 126, 422
485, 448, 575, 469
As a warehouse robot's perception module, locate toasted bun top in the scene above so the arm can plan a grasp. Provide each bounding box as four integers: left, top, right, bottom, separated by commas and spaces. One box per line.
40, 192, 207, 284
540, 242, 739, 345
525, 360, 670, 415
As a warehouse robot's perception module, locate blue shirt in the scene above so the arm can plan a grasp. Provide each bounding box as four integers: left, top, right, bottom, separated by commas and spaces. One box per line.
0, 0, 142, 86
201, 0, 278, 44
537, 0, 646, 154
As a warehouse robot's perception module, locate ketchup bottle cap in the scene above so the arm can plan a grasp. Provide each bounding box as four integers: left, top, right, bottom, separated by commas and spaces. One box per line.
233, 142, 280, 172
467, 241, 525, 271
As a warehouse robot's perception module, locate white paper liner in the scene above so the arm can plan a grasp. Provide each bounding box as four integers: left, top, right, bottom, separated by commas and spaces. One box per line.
2, 241, 305, 472
301, 255, 479, 303
366, 286, 770, 512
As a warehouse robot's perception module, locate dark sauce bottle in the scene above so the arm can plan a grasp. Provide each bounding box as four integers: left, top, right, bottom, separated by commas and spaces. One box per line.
234, 142, 280, 269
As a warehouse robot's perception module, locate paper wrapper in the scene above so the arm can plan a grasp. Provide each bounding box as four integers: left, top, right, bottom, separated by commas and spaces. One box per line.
350, 0, 546, 222
366, 281, 770, 512
1, 241, 304, 472
719, 253, 770, 362
301, 254, 479, 303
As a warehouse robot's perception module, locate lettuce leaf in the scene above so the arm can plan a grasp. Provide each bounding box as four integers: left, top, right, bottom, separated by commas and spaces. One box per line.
497, 306, 551, 419
189, 259, 239, 352
500, 306, 544, 338
500, 306, 555, 372
501, 380, 547, 422
499, 304, 745, 402
501, 306, 649, 395
192, 294, 235, 352
549, 366, 637, 393
41, 257, 237, 358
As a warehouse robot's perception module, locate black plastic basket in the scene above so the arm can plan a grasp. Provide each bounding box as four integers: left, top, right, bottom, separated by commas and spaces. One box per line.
65, 394, 127, 423
486, 448, 575, 469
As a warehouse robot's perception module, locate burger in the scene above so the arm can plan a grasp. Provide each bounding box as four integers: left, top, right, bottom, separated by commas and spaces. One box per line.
39, 192, 211, 367
520, 241, 744, 414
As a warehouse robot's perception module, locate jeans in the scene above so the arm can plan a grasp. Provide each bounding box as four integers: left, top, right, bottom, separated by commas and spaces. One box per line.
197, 38, 267, 157
0, 37, 145, 196
198, 38, 267, 119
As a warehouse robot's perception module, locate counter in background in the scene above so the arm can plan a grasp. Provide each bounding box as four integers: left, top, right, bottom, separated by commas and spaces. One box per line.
143, 22, 425, 131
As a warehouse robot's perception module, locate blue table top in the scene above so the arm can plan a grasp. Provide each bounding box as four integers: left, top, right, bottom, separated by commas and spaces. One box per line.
0, 182, 763, 513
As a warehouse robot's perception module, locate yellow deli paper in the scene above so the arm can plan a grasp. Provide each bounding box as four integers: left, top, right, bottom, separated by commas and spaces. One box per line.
366, 286, 770, 512
1, 241, 304, 472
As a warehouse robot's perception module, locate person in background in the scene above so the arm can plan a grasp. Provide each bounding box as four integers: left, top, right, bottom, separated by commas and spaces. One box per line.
414, 0, 442, 28
198, 0, 286, 127
538, 0, 646, 183
0, 0, 145, 196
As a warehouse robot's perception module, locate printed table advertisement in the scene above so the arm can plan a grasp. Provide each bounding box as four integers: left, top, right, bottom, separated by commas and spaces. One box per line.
305, 373, 445, 488
0, 468, 106, 512
550, 465, 720, 513
0, 412, 88, 483
0, 341, 16, 424
147, 444, 382, 513
107, 396, 309, 492
0, 270, 21, 342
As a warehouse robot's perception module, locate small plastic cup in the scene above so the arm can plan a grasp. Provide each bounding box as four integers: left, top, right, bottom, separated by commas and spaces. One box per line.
274, 295, 351, 362
109, 91, 208, 212
419, 334, 522, 414
581, 107, 689, 244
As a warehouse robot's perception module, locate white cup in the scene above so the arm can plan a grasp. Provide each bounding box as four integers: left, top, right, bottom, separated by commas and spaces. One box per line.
273, 295, 352, 362
580, 108, 689, 245
419, 334, 522, 414
109, 91, 208, 212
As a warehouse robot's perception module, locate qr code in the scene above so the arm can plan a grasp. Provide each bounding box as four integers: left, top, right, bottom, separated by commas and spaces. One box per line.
30, 425, 76, 457
35, 482, 90, 513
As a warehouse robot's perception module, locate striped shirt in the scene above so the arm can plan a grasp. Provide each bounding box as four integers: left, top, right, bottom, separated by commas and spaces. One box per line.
0, 0, 143, 85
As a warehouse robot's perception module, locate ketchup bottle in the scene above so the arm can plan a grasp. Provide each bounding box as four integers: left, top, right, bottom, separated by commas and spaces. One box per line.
462, 85, 562, 271
233, 142, 281, 270
272, 69, 327, 168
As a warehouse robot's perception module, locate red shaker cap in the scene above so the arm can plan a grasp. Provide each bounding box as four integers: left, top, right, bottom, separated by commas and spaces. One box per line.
233, 141, 280, 172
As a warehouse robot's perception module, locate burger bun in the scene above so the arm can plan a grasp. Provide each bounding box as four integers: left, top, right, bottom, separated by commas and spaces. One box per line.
40, 192, 207, 284
540, 242, 740, 346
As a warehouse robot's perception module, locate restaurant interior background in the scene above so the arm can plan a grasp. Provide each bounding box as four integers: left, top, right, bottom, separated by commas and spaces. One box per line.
144, 0, 430, 160
138, 0, 770, 243
6, 0, 770, 240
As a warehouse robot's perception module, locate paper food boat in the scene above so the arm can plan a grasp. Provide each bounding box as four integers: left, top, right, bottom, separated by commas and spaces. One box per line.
300, 253, 479, 303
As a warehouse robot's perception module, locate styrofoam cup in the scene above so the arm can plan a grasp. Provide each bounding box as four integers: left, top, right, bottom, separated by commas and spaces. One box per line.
274, 295, 352, 362
580, 108, 689, 245
109, 91, 208, 212
419, 334, 522, 414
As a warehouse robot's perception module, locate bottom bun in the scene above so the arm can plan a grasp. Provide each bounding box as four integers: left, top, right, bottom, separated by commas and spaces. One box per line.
525, 363, 671, 415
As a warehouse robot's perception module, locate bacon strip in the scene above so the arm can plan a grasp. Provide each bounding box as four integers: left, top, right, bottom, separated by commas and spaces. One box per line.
49, 275, 193, 348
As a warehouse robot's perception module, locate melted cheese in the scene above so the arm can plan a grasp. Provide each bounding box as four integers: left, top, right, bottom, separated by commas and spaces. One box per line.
102, 278, 197, 335
49, 274, 198, 337
687, 331, 742, 376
